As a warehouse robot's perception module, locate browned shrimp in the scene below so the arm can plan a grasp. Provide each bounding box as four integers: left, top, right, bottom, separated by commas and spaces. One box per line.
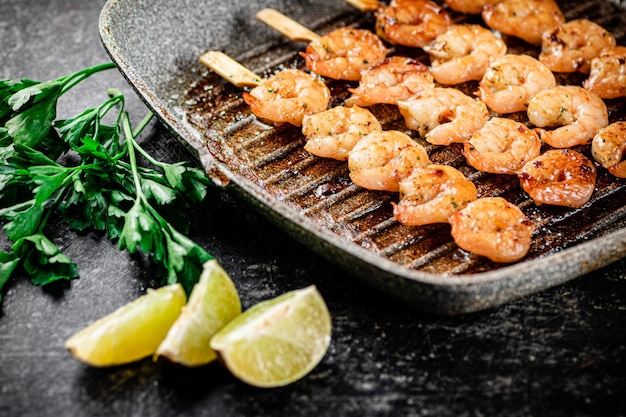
477, 54, 556, 114
450, 197, 535, 263
302, 105, 382, 161
348, 130, 431, 192
482, 0, 565, 46
444, 0, 503, 14
345, 56, 435, 107
527, 85, 608, 148
591, 121, 626, 178
583, 46, 626, 99
518, 149, 597, 208
375, 0, 452, 48
463, 117, 542, 175
393, 165, 478, 226
300, 27, 388, 81
200, 51, 331, 127
423, 24, 507, 85
242, 69, 331, 127
539, 19, 616, 74
398, 87, 490, 146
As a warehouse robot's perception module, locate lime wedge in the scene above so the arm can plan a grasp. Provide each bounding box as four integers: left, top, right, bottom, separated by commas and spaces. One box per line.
154, 260, 242, 367
210, 285, 332, 388
65, 284, 186, 367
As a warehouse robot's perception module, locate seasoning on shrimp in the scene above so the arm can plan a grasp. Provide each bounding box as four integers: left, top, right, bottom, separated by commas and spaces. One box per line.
450, 197, 535, 263
518, 149, 597, 209
242, 68, 330, 127
375, 0, 452, 48
423, 24, 507, 85
463, 117, 542, 175
583, 46, 626, 99
300, 27, 388, 81
477, 54, 556, 114
526, 85, 608, 148
539, 19, 616, 74
393, 165, 478, 226
443, 0, 503, 14
397, 87, 489, 146
302, 105, 382, 161
345, 56, 435, 107
591, 121, 626, 178
348, 130, 431, 192
482, 0, 565, 46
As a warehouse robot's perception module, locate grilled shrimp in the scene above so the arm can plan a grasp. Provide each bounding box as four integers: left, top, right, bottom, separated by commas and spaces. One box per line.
591, 121, 626, 178
398, 87, 489, 146
463, 117, 542, 175
444, 0, 503, 14
242, 69, 330, 127
477, 54, 556, 114
583, 46, 626, 99
539, 19, 616, 74
450, 197, 535, 263
348, 130, 431, 192
518, 149, 597, 208
346, 56, 435, 107
423, 24, 507, 85
300, 27, 388, 81
302, 105, 382, 161
393, 165, 478, 226
375, 0, 452, 48
527, 85, 608, 148
482, 0, 565, 45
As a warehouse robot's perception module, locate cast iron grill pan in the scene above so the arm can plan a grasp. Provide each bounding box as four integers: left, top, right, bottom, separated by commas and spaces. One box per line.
184, 0, 626, 280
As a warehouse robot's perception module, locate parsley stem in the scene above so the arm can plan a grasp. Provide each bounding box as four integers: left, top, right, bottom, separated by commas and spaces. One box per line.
121, 111, 145, 205
60, 62, 117, 95
107, 89, 154, 137
133, 112, 155, 138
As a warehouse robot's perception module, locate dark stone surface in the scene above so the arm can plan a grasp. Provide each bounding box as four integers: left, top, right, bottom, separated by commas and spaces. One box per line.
1, 1, 625, 416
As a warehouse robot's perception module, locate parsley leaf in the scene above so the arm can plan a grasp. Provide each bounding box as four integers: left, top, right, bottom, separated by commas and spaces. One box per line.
0, 64, 214, 304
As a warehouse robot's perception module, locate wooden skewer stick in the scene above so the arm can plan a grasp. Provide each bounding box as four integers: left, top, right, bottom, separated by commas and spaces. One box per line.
199, 51, 262, 88
255, 8, 322, 43
344, 0, 381, 12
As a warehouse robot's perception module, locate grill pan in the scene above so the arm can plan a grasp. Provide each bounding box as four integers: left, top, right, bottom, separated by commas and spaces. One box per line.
100, 0, 626, 314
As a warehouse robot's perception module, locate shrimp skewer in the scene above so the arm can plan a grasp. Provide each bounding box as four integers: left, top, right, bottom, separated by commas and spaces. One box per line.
301, 106, 383, 161
518, 149, 597, 208
199, 51, 330, 127
592, 122, 626, 179
199, 50, 262, 88
255, 8, 320, 44
348, 130, 431, 192
423, 23, 507, 85
398, 87, 489, 146
256, 8, 387, 81
346, 0, 452, 48
583, 46, 626, 99
477, 54, 556, 114
527, 85, 608, 148
463, 117, 542, 175
450, 197, 535, 263
345, 56, 435, 107
393, 165, 478, 226
539, 19, 616, 74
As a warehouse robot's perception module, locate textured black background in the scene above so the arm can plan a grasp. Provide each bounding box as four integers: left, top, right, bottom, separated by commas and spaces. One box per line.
1, 1, 625, 416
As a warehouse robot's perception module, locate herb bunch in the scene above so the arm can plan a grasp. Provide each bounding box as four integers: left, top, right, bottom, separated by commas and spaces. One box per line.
0, 63, 214, 303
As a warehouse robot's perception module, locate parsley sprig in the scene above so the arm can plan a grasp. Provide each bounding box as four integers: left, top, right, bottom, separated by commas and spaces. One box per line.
0, 64, 214, 303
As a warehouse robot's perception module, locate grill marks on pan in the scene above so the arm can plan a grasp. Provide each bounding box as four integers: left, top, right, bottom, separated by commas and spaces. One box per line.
186, 1, 626, 276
